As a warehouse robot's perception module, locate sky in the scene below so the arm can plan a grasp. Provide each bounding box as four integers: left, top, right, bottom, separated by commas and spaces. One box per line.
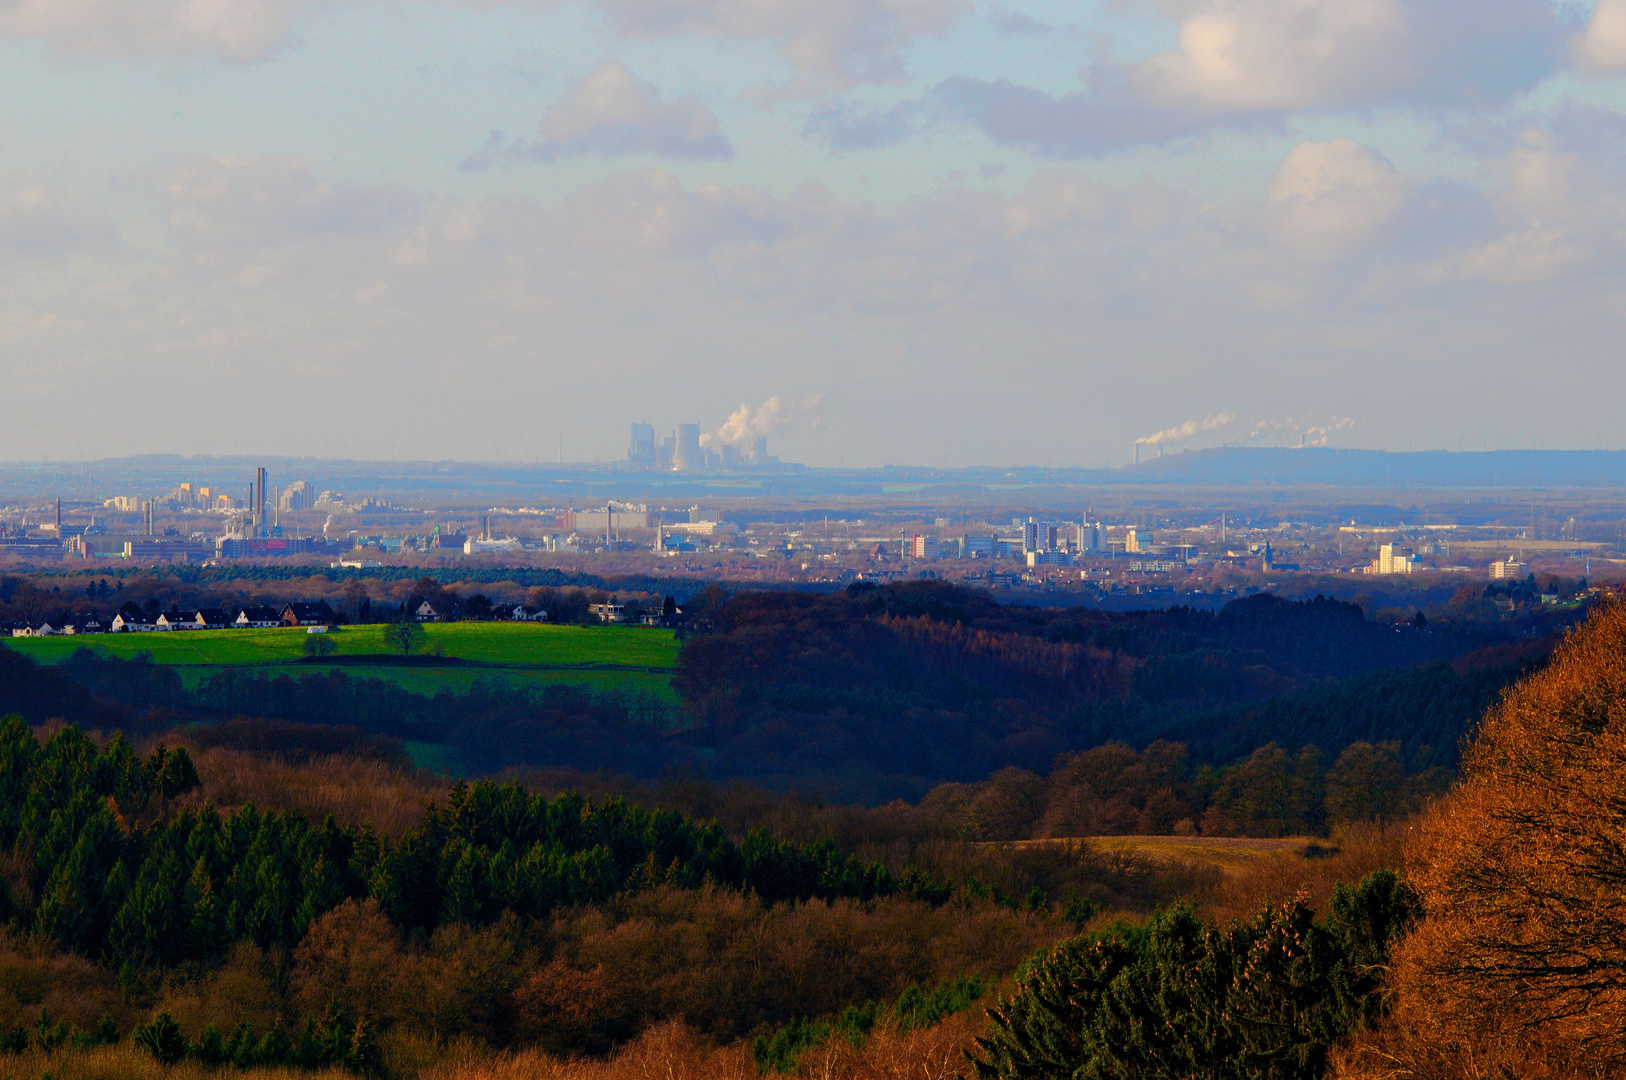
3, 0, 1626, 467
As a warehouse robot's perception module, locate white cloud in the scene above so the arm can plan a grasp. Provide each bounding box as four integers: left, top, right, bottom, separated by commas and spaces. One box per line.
0, 182, 113, 258
9, 133, 1626, 460
0, 0, 317, 62
1447, 130, 1611, 283
1266, 140, 1409, 259
462, 61, 732, 168
1141, 0, 1406, 110
0, 184, 94, 258
162, 156, 418, 249
939, 0, 1564, 155
1136, 0, 1562, 111
1573, 0, 1626, 70
586, 0, 968, 92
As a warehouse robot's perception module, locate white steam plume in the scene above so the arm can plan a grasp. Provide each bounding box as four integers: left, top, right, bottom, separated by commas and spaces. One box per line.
1244, 419, 1285, 443
1242, 416, 1357, 446
1136, 413, 1236, 446
1300, 417, 1356, 447
699, 395, 824, 450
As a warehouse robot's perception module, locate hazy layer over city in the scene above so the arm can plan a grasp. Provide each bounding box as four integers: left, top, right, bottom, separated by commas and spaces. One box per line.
5, 0, 1626, 465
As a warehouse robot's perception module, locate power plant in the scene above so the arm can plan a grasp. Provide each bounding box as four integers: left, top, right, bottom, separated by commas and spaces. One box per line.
627, 421, 779, 471
673, 423, 702, 471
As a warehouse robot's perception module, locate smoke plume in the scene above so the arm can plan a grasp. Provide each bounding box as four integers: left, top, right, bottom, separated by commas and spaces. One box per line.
1136, 413, 1236, 446
1300, 417, 1356, 447
1243, 416, 1356, 447
700, 395, 823, 450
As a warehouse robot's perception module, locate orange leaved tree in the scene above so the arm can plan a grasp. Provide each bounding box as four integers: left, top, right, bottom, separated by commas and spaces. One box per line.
1375, 599, 1626, 1076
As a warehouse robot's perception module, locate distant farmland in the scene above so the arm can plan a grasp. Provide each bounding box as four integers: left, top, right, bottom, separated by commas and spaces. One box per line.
2, 622, 680, 700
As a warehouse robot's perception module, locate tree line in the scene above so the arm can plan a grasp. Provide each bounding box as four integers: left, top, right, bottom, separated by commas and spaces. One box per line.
0, 717, 989, 976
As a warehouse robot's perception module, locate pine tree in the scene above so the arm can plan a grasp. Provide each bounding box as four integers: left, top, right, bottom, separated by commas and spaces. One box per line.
132, 1012, 186, 1065
184, 856, 231, 959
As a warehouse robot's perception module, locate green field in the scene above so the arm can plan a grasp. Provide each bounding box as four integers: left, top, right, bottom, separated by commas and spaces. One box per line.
3, 622, 681, 700
4, 622, 676, 667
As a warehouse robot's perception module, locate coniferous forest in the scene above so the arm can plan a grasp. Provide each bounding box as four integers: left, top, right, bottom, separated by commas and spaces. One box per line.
0, 579, 1620, 1078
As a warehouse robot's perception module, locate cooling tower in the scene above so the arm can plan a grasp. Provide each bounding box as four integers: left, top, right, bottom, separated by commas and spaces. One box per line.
673, 424, 702, 471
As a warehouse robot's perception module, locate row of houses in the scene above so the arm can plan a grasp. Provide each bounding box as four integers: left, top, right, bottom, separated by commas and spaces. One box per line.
413, 601, 547, 622
8, 601, 338, 637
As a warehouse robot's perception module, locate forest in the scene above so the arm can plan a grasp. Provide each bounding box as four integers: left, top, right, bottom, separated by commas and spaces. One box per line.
0, 576, 1618, 1078
1, 579, 1557, 803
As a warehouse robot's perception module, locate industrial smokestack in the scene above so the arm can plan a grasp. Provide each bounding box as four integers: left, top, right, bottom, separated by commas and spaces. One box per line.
252, 467, 268, 537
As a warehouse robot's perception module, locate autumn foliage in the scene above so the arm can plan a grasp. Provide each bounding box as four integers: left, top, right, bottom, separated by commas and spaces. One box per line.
1346, 599, 1626, 1078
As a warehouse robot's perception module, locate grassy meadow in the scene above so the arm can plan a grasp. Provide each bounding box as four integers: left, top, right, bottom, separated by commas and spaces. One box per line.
2, 622, 678, 668
1, 622, 681, 701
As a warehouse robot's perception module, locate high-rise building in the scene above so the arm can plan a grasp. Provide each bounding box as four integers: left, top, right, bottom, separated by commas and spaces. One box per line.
279, 480, 313, 512
1373, 544, 1415, 575
1022, 519, 1040, 554
1126, 529, 1153, 553
1076, 523, 1101, 552
628, 423, 656, 465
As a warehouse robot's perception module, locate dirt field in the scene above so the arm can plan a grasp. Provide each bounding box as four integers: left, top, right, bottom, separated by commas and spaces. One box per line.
1005, 835, 1327, 876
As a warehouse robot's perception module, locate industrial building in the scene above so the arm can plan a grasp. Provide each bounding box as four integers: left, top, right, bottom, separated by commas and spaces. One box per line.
628, 423, 657, 466
673, 424, 702, 470
627, 421, 778, 471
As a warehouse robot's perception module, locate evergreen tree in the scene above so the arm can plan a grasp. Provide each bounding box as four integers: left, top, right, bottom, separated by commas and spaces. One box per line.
971, 872, 1415, 1080
132, 1012, 186, 1065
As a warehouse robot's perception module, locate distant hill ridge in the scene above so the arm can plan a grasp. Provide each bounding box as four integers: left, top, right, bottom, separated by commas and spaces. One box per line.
2, 447, 1623, 495
1124, 447, 1626, 488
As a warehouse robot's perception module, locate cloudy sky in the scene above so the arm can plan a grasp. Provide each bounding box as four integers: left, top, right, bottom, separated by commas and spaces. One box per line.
3, 0, 1625, 466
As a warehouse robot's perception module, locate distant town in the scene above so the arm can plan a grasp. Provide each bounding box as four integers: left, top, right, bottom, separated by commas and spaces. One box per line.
0, 437, 1619, 609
